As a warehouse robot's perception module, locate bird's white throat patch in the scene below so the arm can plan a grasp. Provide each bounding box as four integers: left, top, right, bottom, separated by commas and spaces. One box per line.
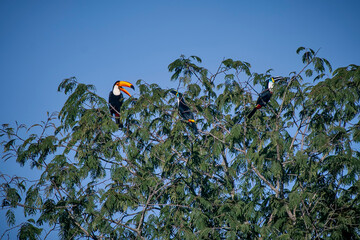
113, 86, 121, 96
268, 80, 274, 91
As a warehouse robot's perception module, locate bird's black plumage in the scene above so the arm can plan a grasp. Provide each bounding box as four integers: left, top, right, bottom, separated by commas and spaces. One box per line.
108, 81, 135, 128
247, 76, 283, 119
109, 90, 124, 127
170, 90, 198, 134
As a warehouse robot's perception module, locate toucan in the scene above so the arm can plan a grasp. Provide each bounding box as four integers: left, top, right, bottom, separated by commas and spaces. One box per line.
109, 81, 135, 128
170, 90, 198, 134
247, 76, 283, 119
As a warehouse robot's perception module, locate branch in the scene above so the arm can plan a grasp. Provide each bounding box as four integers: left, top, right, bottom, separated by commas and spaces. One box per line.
105, 216, 141, 237
250, 163, 278, 195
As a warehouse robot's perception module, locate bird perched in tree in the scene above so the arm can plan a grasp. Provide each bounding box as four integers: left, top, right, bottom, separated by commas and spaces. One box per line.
247, 76, 283, 119
109, 81, 135, 128
170, 90, 198, 134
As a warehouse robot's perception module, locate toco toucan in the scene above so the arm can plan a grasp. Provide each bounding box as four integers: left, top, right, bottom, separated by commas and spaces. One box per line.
170, 90, 198, 134
247, 76, 283, 119
109, 81, 135, 128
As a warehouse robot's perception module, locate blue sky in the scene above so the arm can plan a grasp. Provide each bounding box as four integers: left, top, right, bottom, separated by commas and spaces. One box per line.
0, 0, 359, 237
1, 0, 359, 126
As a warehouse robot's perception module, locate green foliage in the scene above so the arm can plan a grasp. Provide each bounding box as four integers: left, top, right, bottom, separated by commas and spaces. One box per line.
1, 49, 360, 239
168, 55, 203, 83
6, 209, 15, 226
18, 220, 43, 240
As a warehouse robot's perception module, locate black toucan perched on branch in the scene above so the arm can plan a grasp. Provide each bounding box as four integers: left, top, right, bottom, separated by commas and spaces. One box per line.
109, 81, 135, 128
247, 76, 283, 119
170, 90, 198, 134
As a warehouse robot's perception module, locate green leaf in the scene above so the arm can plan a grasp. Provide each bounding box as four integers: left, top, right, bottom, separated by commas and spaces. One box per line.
296, 46, 305, 54
6, 209, 15, 226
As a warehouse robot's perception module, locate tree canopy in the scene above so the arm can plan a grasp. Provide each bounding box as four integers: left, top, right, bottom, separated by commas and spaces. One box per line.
1, 47, 360, 239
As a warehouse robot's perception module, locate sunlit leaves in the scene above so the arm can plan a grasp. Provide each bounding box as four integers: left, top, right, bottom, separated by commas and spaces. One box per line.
222, 58, 251, 76
297, 47, 333, 81
297, 46, 315, 64
168, 55, 203, 82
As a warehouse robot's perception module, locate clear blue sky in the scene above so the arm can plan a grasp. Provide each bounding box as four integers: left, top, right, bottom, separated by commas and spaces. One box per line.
1, 0, 359, 126
0, 0, 359, 236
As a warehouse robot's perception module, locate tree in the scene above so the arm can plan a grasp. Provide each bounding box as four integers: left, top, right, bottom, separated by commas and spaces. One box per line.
1, 47, 360, 239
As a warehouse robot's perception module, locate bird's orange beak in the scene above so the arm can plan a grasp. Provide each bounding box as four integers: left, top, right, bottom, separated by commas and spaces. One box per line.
116, 81, 135, 97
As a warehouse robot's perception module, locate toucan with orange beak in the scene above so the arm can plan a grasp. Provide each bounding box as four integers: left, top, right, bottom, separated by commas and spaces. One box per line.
170, 90, 198, 134
247, 76, 284, 119
109, 81, 135, 127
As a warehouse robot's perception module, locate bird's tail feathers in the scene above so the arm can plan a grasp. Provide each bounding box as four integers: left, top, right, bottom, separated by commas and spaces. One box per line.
187, 119, 198, 134
247, 107, 257, 119
247, 105, 262, 119
191, 122, 198, 135
114, 113, 123, 128
247, 108, 257, 119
